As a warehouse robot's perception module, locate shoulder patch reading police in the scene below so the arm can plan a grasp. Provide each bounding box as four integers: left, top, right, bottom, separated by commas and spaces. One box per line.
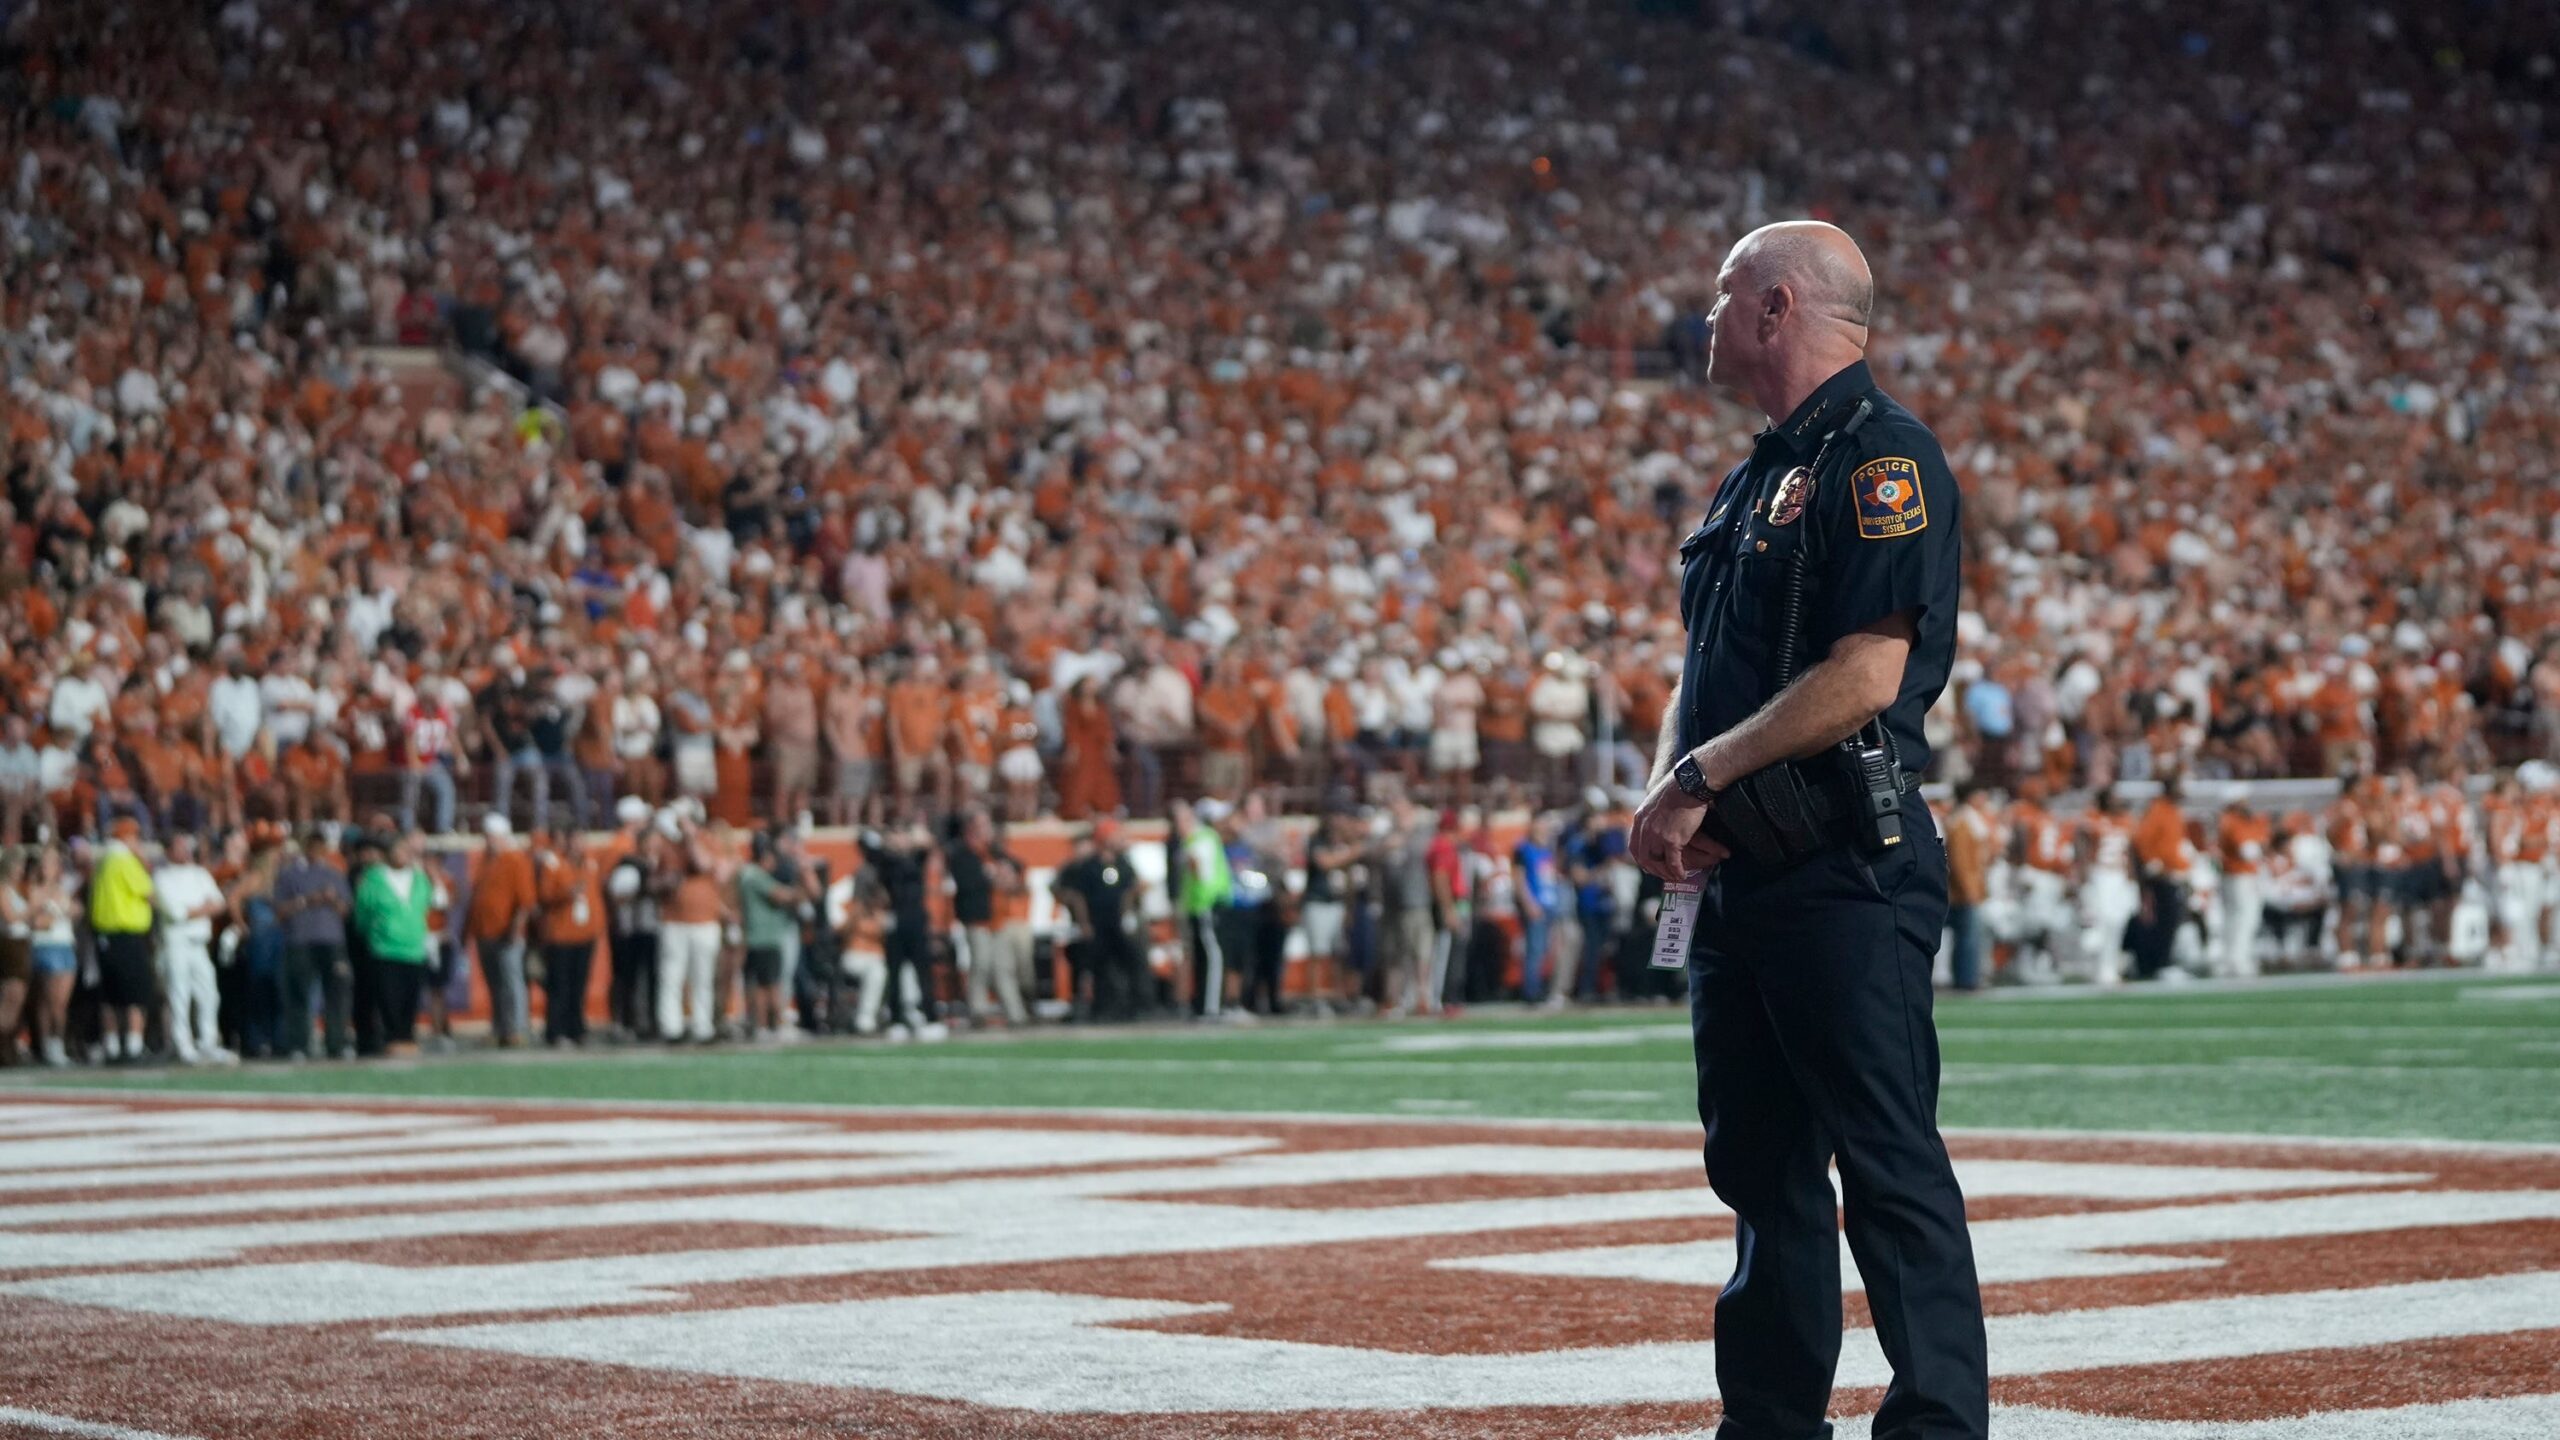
1850, 456, 1927, 540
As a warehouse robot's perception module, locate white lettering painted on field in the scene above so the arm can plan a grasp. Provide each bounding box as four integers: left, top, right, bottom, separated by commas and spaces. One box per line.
0, 1117, 838, 1176
0, 1109, 481, 1167
385, 1271, 2560, 1413
0, 1188, 1719, 1318
0, 1143, 1697, 1270
1, 1147, 2417, 1321
0, 1130, 1273, 1227
1441, 1188, 2560, 1290
0, 1123, 917, 1195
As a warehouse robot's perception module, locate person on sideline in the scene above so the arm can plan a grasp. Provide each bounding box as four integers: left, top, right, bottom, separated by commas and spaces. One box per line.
90, 818, 158, 1063
1627, 221, 1987, 1439
353, 829, 437, 1055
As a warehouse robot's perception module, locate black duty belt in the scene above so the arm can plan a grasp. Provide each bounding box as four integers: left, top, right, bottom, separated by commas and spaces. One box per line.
1705, 761, 1921, 870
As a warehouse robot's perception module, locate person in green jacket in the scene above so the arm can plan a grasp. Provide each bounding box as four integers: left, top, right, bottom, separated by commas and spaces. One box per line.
353, 831, 437, 1055
1173, 797, 1233, 1018
735, 829, 812, 1041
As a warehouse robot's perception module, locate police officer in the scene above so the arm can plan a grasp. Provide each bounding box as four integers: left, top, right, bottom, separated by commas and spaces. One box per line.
1629, 221, 1988, 1440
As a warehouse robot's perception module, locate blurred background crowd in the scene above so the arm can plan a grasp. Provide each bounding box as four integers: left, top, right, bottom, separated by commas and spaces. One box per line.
5, 0, 2558, 844
3, 0, 2559, 1059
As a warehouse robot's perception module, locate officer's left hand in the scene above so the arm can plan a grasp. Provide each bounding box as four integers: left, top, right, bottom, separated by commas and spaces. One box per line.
1631, 773, 1725, 882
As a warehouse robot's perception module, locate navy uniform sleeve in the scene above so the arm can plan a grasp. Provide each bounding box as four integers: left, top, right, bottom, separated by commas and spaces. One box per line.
1812, 420, 1961, 651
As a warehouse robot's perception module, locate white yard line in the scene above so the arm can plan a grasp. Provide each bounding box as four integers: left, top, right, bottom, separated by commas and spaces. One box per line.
2462, 984, 2560, 1002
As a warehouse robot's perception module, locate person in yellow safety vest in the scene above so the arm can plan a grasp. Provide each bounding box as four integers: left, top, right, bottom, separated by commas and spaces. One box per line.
1173, 797, 1233, 1018
88, 817, 157, 1062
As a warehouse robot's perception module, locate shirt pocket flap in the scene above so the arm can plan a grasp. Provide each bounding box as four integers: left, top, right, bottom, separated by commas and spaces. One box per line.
1678, 499, 1740, 561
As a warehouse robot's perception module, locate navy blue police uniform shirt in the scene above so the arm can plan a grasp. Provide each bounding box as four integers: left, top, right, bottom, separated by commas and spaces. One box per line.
1675, 358, 1961, 782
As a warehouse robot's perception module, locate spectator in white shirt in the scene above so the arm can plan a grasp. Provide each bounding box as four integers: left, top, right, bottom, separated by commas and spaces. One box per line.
208, 655, 266, 760
258, 652, 319, 747
46, 660, 112, 745
153, 833, 233, 1065
1529, 651, 1591, 796
1429, 651, 1484, 807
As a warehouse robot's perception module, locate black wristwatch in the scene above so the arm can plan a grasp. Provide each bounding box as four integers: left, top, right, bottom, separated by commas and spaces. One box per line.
1673, 752, 1719, 807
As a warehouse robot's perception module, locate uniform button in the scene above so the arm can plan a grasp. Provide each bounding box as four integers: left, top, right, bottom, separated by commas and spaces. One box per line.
1755, 540, 1769, 552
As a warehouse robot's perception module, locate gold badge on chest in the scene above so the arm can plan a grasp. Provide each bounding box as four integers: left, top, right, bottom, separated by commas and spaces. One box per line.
1768, 465, 1813, 527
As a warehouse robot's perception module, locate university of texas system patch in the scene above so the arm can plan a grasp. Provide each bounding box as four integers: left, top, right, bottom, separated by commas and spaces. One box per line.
1851, 455, 1927, 539
1, 1095, 2558, 1439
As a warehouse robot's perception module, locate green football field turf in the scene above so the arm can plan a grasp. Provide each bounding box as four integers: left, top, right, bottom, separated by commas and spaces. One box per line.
14, 971, 2560, 1144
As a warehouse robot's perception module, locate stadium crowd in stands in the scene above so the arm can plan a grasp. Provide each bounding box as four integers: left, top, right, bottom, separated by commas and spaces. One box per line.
7, 0, 2560, 842
2, 0, 2559, 1060
2, 770, 2556, 1067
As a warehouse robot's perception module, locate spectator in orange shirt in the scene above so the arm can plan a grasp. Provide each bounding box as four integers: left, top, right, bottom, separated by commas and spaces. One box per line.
123, 712, 189, 834
823, 654, 881, 828
888, 654, 952, 814
2128, 778, 2198, 980
574, 668, 622, 823
1478, 657, 1531, 798
532, 826, 603, 1048
2328, 776, 2384, 969
2215, 801, 2275, 977
279, 733, 351, 828
657, 817, 729, 1042
1943, 784, 1998, 992
947, 656, 1004, 809
710, 666, 761, 829
994, 683, 1044, 824
466, 813, 538, 1046
1196, 661, 1257, 803
1056, 675, 1122, 822
763, 654, 822, 827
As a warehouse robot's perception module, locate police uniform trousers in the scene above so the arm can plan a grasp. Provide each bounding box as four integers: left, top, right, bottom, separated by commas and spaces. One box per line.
1687, 802, 1988, 1440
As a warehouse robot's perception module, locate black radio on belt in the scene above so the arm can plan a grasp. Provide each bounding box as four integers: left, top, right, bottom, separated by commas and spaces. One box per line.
1845, 726, 1904, 851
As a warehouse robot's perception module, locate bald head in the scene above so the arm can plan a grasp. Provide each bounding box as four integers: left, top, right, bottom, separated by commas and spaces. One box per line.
1707, 220, 1877, 422
1728, 221, 1873, 333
